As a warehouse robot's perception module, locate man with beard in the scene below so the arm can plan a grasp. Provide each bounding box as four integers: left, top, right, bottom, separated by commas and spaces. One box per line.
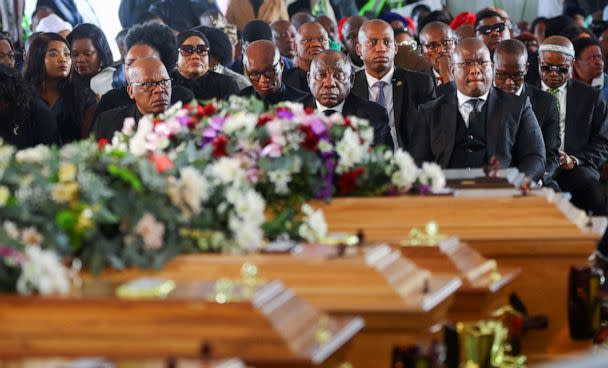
283, 21, 329, 94
239, 40, 307, 106
298, 50, 392, 148
352, 19, 435, 150
95, 58, 171, 140
411, 38, 546, 181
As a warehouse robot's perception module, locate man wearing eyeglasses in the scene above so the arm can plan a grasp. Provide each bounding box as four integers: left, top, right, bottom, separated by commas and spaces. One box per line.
536, 36, 608, 214
298, 50, 392, 148
95, 58, 172, 140
411, 38, 546, 181
352, 19, 435, 151
475, 9, 510, 57
493, 39, 560, 187
419, 21, 457, 96
283, 21, 329, 94
239, 40, 307, 106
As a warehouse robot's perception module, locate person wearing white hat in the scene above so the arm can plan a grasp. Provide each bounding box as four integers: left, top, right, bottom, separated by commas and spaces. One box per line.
35, 13, 73, 38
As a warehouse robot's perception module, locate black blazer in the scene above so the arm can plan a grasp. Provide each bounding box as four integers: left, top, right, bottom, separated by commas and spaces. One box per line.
238, 84, 308, 106
522, 83, 561, 180
282, 67, 310, 94
171, 70, 239, 101
421, 68, 456, 97
94, 104, 141, 141
2, 96, 61, 149
298, 93, 393, 149
352, 67, 436, 150
563, 79, 608, 171
411, 87, 546, 181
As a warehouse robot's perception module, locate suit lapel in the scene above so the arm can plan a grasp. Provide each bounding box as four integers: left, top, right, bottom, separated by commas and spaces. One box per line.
392, 69, 405, 146
565, 80, 576, 150
485, 88, 502, 160
353, 71, 369, 100
434, 94, 458, 167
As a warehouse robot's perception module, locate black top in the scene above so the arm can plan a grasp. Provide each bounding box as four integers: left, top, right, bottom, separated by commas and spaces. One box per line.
94, 104, 143, 141
282, 67, 310, 94
238, 84, 308, 107
171, 70, 239, 102
1, 96, 61, 149
94, 85, 195, 123
46, 90, 96, 145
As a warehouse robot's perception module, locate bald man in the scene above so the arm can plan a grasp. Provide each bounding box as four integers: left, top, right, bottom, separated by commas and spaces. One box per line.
537, 36, 608, 214
411, 38, 546, 181
239, 40, 307, 106
352, 19, 435, 150
95, 58, 172, 140
419, 21, 458, 95
282, 21, 329, 94
299, 50, 392, 148
341, 15, 367, 72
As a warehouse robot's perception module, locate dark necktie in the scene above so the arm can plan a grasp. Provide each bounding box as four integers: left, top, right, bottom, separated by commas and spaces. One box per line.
373, 80, 387, 108
324, 109, 337, 117
466, 98, 483, 128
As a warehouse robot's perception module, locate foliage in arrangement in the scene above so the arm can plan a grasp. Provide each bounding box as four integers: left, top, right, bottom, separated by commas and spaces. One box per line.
0, 96, 446, 291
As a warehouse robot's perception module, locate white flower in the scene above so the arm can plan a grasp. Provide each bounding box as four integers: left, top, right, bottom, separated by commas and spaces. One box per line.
278, 101, 305, 114
419, 162, 446, 192
15, 145, 51, 164
223, 113, 257, 135
336, 128, 367, 174
268, 170, 291, 195
21, 227, 43, 246
135, 213, 165, 250
122, 117, 136, 136
208, 157, 246, 185
318, 140, 333, 153
225, 186, 266, 251
129, 116, 154, 156
391, 149, 419, 192
3, 221, 20, 240
0, 145, 15, 177
168, 166, 210, 218
0, 185, 9, 207
298, 204, 328, 243
51, 182, 78, 203
16, 246, 70, 296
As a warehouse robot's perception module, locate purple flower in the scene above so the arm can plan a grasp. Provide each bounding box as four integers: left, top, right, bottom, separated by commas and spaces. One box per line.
202, 117, 227, 145
277, 110, 294, 120
316, 157, 336, 200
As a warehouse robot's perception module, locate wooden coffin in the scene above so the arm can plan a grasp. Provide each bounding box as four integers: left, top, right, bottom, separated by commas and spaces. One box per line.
0, 280, 363, 368
0, 358, 247, 368
77, 245, 461, 368
310, 189, 606, 361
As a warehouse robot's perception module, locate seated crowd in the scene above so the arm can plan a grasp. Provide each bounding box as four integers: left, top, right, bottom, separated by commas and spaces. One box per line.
2, 1, 608, 215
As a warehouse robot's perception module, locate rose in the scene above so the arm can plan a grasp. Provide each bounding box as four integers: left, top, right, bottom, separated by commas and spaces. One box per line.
337, 167, 365, 195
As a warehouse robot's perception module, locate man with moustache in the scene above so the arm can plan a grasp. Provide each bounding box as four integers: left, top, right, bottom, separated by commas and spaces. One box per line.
299, 50, 392, 148
271, 20, 297, 61
411, 38, 546, 181
352, 19, 435, 150
493, 39, 560, 186
341, 15, 367, 73
419, 21, 458, 96
95, 58, 171, 140
283, 21, 329, 94
536, 36, 608, 214
239, 40, 307, 106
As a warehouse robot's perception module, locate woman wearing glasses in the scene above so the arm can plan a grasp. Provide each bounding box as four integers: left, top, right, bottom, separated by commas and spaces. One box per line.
23, 32, 97, 144
171, 30, 239, 102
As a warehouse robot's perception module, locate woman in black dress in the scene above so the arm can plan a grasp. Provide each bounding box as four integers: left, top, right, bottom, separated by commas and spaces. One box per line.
171, 30, 239, 101
23, 32, 97, 144
0, 64, 60, 149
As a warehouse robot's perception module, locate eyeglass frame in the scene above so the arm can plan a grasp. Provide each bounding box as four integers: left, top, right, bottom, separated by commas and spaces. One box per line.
419, 38, 456, 52
453, 60, 491, 69
539, 63, 571, 74
178, 44, 209, 57
476, 22, 507, 35
246, 61, 281, 81
128, 78, 172, 91
494, 70, 528, 82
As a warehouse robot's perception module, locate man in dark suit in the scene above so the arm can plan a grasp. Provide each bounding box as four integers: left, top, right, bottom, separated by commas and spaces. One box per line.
352, 19, 435, 150
238, 40, 307, 106
95, 58, 172, 140
419, 21, 457, 97
298, 50, 392, 148
493, 39, 561, 186
283, 21, 329, 94
537, 36, 608, 214
411, 38, 546, 181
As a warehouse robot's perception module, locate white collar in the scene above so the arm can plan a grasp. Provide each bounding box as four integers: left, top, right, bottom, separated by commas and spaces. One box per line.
456, 89, 490, 108
365, 67, 394, 87
541, 80, 567, 93
432, 68, 441, 78
515, 85, 524, 96
592, 74, 605, 88
315, 99, 345, 113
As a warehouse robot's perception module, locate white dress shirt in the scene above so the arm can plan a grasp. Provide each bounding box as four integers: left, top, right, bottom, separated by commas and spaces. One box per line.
456, 90, 490, 127
315, 100, 345, 114
541, 81, 567, 150
433, 68, 443, 86
348, 55, 364, 73
365, 68, 396, 147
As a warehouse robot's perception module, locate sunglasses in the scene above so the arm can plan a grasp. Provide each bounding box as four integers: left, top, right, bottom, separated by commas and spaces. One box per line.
476, 23, 506, 35
178, 44, 209, 57
540, 64, 570, 74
